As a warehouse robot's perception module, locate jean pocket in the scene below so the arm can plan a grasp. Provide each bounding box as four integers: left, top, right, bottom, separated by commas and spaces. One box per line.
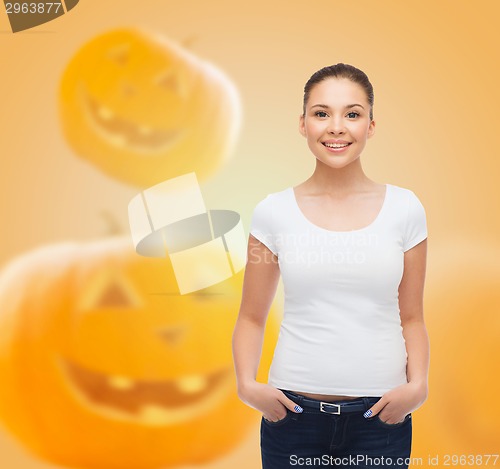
262, 408, 293, 427
374, 413, 412, 428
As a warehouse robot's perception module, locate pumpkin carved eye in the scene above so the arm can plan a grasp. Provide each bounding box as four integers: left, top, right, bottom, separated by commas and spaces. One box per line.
155, 69, 185, 97
95, 281, 135, 308
79, 269, 142, 311
107, 44, 130, 66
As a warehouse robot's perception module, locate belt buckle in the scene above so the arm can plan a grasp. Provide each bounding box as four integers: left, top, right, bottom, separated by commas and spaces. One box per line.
320, 402, 341, 414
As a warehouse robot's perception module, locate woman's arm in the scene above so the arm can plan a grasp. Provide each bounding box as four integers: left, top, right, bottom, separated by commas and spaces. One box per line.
233, 235, 307, 420
364, 238, 429, 423
232, 234, 280, 399
399, 238, 429, 397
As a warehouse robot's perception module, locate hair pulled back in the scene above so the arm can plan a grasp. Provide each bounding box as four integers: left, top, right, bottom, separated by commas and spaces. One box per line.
302, 63, 374, 121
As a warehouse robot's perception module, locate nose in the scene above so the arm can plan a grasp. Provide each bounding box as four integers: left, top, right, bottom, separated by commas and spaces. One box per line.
327, 117, 346, 134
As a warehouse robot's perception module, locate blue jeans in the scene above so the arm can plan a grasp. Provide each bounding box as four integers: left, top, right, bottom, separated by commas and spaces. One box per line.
260, 389, 412, 468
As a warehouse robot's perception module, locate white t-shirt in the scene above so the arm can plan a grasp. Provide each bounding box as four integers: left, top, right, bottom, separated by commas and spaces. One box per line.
249, 183, 428, 396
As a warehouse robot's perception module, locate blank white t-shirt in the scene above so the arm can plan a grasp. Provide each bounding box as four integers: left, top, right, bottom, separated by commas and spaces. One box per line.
249, 183, 428, 396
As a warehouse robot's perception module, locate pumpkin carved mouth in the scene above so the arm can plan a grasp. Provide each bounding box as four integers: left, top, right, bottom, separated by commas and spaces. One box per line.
80, 83, 187, 153
58, 356, 232, 425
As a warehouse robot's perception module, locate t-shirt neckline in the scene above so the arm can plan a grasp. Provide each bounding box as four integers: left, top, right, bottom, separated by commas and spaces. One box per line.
288, 184, 391, 234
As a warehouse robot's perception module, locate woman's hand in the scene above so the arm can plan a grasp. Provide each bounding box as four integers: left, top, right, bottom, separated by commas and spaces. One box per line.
364, 382, 428, 424
238, 381, 303, 422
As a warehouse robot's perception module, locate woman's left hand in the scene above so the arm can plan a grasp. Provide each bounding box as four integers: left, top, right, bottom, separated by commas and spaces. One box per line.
363, 382, 428, 424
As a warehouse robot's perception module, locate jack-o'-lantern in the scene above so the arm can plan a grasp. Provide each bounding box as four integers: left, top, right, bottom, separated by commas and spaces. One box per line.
412, 240, 500, 463
58, 28, 241, 188
0, 236, 279, 469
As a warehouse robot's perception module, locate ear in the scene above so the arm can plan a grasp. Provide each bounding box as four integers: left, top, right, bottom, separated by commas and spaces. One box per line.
298, 113, 306, 137
367, 119, 376, 139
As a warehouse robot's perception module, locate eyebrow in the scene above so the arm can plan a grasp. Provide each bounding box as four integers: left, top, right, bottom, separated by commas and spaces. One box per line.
310, 103, 365, 110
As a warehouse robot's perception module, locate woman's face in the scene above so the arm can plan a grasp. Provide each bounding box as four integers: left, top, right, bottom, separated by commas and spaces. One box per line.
299, 77, 375, 169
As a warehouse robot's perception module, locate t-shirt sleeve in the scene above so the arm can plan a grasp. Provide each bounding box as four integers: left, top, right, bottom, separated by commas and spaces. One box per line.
403, 190, 428, 252
249, 196, 278, 255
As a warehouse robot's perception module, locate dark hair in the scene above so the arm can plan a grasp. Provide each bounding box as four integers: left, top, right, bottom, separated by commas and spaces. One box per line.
302, 63, 374, 121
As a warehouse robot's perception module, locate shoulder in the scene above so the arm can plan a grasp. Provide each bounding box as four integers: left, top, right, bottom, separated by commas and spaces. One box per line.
388, 183, 417, 197
387, 183, 426, 206
389, 184, 428, 251
252, 187, 290, 210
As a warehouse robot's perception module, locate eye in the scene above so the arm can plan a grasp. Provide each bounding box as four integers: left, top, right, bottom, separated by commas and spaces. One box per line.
347, 111, 360, 118
314, 111, 328, 118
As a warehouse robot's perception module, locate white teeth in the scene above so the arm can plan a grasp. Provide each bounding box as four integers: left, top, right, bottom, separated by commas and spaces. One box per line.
176, 374, 207, 394
324, 143, 350, 148
108, 376, 135, 390
138, 404, 171, 424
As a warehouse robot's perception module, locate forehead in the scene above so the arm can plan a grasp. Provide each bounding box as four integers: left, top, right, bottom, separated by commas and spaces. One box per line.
308, 78, 367, 106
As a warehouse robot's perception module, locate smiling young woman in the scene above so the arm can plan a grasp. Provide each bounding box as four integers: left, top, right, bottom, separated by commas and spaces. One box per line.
233, 63, 429, 469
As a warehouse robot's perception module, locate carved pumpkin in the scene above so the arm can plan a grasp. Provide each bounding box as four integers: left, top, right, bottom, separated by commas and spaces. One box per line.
58, 27, 241, 187
412, 240, 500, 461
0, 236, 279, 468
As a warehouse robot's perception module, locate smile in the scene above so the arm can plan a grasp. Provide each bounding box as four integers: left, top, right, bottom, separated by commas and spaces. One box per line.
322, 142, 352, 153
57, 355, 233, 426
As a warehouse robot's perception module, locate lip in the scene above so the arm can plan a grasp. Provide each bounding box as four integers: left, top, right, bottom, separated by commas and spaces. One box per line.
322, 141, 352, 153
322, 139, 351, 144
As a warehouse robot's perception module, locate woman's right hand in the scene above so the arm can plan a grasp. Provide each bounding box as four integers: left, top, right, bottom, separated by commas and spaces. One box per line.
238, 381, 303, 422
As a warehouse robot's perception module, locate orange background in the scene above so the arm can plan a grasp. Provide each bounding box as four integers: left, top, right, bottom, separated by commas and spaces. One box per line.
1, 0, 499, 467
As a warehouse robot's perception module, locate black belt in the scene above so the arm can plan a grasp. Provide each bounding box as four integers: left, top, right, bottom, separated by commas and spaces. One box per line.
280, 389, 381, 415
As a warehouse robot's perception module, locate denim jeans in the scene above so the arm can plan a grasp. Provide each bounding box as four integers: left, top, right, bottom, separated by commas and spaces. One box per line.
260, 389, 412, 469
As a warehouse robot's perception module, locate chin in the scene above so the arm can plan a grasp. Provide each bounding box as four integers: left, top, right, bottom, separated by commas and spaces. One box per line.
315, 156, 361, 169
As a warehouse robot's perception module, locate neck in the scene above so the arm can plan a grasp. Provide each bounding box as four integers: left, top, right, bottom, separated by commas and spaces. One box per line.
306, 158, 373, 195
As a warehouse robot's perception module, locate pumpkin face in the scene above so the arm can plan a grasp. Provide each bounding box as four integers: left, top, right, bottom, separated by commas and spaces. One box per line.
58, 28, 241, 187
0, 237, 279, 468
413, 241, 500, 458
